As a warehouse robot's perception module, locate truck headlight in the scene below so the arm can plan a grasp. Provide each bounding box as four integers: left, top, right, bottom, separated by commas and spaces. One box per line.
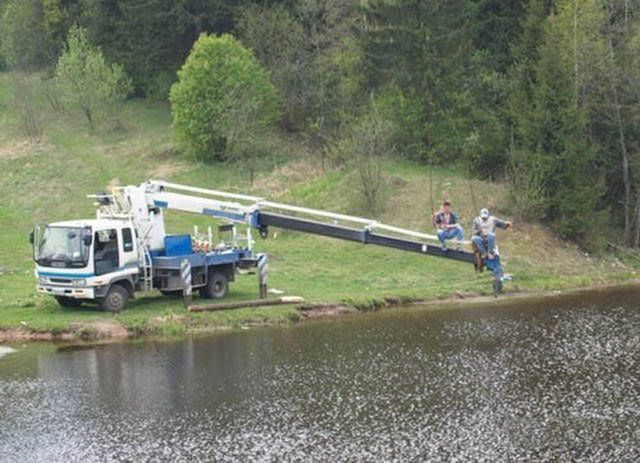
73, 279, 87, 287
38, 276, 48, 284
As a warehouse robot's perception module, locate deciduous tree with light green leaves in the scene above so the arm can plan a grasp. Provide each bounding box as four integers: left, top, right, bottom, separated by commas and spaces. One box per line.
169, 33, 280, 162
55, 25, 132, 128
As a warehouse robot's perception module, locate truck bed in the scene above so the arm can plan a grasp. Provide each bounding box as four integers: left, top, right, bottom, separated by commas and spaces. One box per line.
151, 248, 253, 270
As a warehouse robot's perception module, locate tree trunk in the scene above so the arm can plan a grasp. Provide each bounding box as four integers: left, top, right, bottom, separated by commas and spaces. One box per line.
634, 189, 640, 248
607, 34, 631, 244
84, 107, 93, 127
573, 0, 579, 106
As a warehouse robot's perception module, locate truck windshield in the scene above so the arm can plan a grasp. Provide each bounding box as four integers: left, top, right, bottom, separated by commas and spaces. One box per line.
37, 226, 91, 268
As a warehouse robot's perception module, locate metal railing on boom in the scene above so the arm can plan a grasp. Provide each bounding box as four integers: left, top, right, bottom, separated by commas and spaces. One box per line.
150, 180, 471, 247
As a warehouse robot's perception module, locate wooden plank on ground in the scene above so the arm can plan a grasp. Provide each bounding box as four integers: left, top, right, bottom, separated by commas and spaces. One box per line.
188, 296, 304, 312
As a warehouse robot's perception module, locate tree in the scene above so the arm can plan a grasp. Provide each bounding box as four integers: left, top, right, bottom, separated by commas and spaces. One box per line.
80, 0, 244, 97
169, 33, 279, 162
55, 25, 132, 128
0, 0, 53, 70
334, 104, 394, 214
237, 3, 307, 130
511, 15, 599, 240
238, 0, 362, 137
361, 0, 516, 169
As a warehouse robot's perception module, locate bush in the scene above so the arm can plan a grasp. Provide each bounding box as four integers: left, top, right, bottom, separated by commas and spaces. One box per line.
169, 33, 280, 162
333, 106, 394, 215
11, 74, 46, 141
55, 26, 132, 128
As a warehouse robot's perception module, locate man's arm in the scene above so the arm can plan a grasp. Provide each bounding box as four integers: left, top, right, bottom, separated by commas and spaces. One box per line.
434, 212, 442, 228
446, 212, 459, 229
472, 218, 480, 235
494, 218, 513, 230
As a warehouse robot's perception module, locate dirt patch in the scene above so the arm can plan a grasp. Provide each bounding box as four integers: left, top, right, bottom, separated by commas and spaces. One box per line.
0, 329, 75, 343
0, 320, 129, 343
0, 140, 40, 159
0, 315, 187, 344
298, 303, 355, 318
253, 159, 322, 196
79, 320, 129, 340
149, 314, 190, 326
149, 162, 187, 179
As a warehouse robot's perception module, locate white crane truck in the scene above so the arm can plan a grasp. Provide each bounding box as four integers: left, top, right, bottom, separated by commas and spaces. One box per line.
31, 180, 490, 312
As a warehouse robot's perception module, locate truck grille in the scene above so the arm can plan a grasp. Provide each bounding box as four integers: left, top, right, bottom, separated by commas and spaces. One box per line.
50, 278, 73, 284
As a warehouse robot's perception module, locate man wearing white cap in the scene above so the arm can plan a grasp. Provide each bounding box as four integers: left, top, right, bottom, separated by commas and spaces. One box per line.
471, 208, 512, 259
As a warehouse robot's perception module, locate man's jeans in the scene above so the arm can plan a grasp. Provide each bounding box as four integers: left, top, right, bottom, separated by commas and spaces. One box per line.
438, 226, 464, 246
472, 233, 495, 254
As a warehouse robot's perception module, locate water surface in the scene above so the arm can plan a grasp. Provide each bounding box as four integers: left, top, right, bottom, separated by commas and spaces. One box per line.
1, 287, 639, 461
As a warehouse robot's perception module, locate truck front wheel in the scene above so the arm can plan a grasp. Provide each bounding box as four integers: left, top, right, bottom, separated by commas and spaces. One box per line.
101, 285, 129, 312
55, 296, 83, 308
199, 271, 228, 299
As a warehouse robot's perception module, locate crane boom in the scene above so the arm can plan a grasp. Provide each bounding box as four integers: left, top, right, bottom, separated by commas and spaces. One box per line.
148, 180, 475, 264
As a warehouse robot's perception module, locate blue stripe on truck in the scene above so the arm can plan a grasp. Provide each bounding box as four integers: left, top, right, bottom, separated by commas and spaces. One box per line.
38, 263, 139, 279
37, 271, 95, 278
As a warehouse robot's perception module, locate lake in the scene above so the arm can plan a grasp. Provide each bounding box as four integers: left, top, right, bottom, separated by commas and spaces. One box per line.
1, 286, 639, 461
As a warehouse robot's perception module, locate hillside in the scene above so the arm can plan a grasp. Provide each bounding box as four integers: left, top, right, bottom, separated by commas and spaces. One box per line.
0, 73, 636, 338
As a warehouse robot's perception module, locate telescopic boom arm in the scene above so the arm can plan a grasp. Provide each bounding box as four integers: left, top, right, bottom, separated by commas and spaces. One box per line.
147, 181, 475, 264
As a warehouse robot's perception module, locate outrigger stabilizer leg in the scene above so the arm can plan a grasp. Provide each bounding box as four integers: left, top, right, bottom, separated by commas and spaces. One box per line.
473, 246, 506, 296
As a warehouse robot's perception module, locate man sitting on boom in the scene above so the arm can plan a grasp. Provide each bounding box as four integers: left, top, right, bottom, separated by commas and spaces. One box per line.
471, 208, 512, 259
434, 200, 464, 251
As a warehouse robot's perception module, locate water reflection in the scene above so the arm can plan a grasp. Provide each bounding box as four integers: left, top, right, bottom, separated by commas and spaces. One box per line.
1, 287, 639, 461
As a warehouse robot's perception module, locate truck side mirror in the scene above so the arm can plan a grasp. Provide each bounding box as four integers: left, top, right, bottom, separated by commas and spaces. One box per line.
31, 225, 41, 261
83, 235, 93, 246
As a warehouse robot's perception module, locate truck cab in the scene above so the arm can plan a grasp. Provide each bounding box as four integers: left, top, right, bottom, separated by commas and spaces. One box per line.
33, 219, 140, 311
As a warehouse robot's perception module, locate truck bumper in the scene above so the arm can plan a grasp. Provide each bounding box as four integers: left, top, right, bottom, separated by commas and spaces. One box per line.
37, 285, 96, 299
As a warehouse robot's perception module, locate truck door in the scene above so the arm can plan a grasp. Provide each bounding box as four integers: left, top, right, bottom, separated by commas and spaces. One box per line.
94, 229, 119, 275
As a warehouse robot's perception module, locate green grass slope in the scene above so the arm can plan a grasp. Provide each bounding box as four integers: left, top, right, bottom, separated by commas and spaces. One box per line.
0, 73, 637, 337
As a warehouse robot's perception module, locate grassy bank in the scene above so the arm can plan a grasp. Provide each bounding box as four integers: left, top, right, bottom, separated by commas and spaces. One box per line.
0, 72, 637, 340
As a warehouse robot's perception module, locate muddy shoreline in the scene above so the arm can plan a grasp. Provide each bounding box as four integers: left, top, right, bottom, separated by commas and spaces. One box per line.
2, 280, 639, 344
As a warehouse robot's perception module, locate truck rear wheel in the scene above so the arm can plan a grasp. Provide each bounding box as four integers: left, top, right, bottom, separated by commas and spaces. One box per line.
101, 285, 129, 312
55, 296, 83, 308
199, 271, 228, 299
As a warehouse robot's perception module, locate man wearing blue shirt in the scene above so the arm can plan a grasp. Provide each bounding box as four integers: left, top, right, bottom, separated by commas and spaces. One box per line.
434, 201, 464, 250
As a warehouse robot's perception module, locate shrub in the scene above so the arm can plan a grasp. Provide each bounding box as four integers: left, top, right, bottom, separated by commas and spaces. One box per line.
333, 105, 394, 215
55, 26, 132, 128
11, 74, 46, 142
169, 33, 280, 162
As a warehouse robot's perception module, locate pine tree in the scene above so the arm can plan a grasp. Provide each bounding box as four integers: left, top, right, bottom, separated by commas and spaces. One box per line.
519, 21, 599, 239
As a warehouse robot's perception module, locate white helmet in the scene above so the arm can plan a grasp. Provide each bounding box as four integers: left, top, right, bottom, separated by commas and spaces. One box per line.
480, 208, 490, 219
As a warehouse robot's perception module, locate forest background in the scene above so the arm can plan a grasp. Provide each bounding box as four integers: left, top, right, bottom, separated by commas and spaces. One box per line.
1, 0, 640, 249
